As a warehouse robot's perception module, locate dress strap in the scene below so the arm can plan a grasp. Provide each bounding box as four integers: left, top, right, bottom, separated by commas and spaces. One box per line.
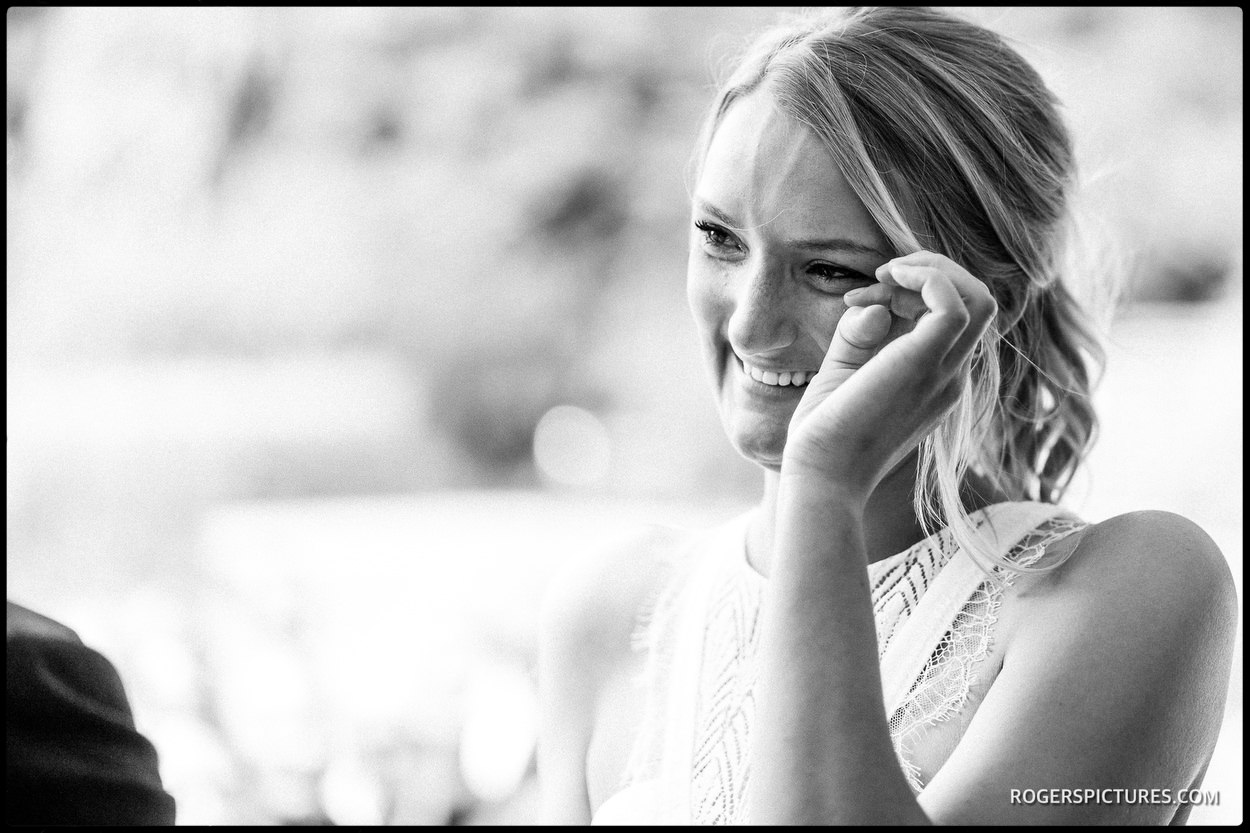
878, 502, 1065, 717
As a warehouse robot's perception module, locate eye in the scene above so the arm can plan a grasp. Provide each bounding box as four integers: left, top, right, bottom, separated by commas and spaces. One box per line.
694, 220, 743, 255
807, 262, 876, 291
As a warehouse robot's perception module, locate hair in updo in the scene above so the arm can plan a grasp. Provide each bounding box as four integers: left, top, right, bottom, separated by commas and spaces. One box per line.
694, 6, 1106, 574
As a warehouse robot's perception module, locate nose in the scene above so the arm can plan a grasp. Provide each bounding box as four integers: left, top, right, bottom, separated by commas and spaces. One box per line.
726, 256, 800, 357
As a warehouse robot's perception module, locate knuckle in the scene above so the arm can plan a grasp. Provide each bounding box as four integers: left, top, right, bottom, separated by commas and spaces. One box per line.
864, 284, 892, 302
841, 333, 876, 351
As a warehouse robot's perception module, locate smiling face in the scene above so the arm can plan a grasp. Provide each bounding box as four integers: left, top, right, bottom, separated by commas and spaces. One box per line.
687, 88, 895, 471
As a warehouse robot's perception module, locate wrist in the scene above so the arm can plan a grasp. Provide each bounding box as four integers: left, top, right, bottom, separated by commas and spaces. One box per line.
778, 464, 873, 511
772, 475, 871, 574
775, 470, 875, 515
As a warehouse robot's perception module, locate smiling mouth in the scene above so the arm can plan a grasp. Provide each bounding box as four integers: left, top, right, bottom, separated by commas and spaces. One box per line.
737, 357, 815, 388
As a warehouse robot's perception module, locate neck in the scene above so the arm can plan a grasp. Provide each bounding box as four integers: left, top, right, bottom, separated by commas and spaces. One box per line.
745, 456, 1012, 577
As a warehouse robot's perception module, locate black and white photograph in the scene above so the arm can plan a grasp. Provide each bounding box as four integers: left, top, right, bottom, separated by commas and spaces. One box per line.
7, 6, 1242, 826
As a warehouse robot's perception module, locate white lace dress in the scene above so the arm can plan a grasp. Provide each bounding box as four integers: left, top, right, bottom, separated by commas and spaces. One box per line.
590, 501, 1088, 825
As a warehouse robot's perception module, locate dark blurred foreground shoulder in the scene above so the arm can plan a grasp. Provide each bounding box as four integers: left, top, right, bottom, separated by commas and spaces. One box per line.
7, 600, 177, 826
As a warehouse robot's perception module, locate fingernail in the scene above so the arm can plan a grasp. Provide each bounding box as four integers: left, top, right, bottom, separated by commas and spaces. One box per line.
844, 287, 864, 300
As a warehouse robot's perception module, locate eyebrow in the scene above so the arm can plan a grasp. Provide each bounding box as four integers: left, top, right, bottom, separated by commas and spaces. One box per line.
694, 198, 890, 259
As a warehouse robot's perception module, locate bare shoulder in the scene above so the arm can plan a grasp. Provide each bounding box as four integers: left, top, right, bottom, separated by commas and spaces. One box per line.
1022, 510, 1236, 618
536, 523, 697, 823
920, 510, 1238, 823
1010, 508, 1238, 690
539, 523, 697, 677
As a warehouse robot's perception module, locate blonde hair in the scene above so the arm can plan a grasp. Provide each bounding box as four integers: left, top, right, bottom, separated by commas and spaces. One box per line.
694, 7, 1107, 575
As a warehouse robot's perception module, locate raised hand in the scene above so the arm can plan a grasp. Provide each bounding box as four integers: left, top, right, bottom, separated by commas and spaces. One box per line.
783, 251, 997, 496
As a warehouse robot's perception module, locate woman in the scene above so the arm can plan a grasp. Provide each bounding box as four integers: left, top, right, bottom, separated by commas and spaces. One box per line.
538, 7, 1237, 825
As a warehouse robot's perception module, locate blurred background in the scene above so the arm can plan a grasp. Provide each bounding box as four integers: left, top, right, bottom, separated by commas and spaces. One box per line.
6, 6, 1241, 825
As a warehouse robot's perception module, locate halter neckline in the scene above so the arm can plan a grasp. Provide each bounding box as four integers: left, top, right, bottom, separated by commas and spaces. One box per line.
733, 501, 1028, 582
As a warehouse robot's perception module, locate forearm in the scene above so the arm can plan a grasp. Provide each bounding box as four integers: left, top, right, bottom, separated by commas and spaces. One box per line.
748, 479, 930, 825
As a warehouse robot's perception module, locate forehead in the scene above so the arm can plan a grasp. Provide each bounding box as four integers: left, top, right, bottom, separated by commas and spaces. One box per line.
697, 89, 884, 246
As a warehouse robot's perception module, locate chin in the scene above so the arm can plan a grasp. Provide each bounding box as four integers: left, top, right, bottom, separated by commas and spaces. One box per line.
725, 419, 788, 472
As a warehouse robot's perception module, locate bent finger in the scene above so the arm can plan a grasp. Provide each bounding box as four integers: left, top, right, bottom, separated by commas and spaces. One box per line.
884, 265, 973, 365
878, 252, 996, 320
844, 283, 928, 321
883, 261, 996, 364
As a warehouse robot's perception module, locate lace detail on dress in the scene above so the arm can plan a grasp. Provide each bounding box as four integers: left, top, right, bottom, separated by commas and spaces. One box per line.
885, 515, 1089, 793
872, 526, 960, 658
687, 522, 961, 824
606, 505, 1087, 825
689, 565, 764, 824
620, 541, 701, 791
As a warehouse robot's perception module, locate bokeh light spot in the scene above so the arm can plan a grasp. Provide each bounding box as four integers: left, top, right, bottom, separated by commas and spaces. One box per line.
458, 664, 539, 804
532, 405, 611, 487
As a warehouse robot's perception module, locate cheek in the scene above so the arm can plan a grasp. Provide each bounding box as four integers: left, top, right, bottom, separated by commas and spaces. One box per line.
804, 298, 852, 354
686, 251, 728, 336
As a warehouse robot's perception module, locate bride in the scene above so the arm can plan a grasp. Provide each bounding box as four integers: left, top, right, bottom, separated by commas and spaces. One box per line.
537, 7, 1237, 825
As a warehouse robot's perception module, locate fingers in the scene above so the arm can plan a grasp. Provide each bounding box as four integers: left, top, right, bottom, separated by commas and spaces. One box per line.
878, 252, 997, 323
873, 253, 996, 366
822, 304, 892, 371
843, 283, 928, 321
872, 265, 971, 366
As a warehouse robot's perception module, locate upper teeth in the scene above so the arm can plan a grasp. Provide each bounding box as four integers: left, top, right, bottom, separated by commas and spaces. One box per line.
743, 362, 812, 387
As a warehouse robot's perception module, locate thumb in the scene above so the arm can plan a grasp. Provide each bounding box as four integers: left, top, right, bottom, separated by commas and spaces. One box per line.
824, 304, 892, 371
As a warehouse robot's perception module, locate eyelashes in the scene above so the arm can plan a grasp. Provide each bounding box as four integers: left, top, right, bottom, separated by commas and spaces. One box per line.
807, 263, 876, 285
693, 219, 876, 288
695, 220, 738, 252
